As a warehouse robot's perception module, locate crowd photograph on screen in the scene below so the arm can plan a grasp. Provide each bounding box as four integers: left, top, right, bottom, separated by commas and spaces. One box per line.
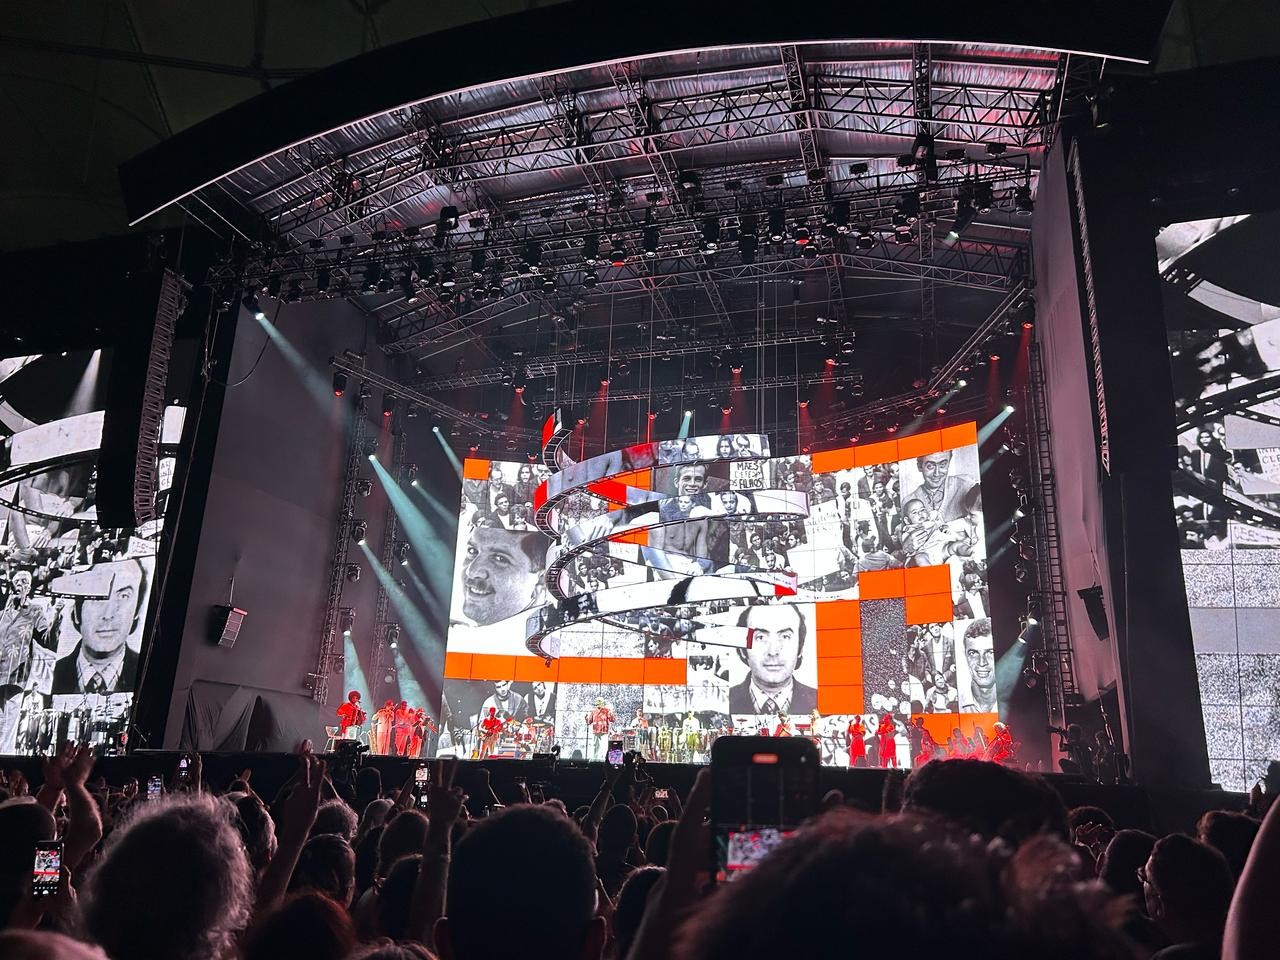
0, 352, 170, 757
1163, 211, 1280, 791
439, 426, 996, 766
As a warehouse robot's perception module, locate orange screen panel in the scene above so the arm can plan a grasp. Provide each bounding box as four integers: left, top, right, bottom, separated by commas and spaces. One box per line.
642, 658, 688, 685
556, 657, 604, 684
905, 592, 954, 626
854, 439, 899, 467
815, 628, 861, 660
443, 651, 473, 680
896, 428, 943, 460
811, 447, 856, 474
858, 568, 906, 600
940, 421, 979, 451
815, 599, 860, 631
462, 458, 492, 481
514, 657, 559, 682
818, 685, 864, 715
468, 654, 517, 681
600, 658, 646, 685
904, 564, 952, 596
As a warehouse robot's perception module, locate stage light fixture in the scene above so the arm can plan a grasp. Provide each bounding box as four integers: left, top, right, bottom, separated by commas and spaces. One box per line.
242, 294, 267, 321
683, 409, 692, 417
700, 216, 721, 252
383, 395, 397, 418
439, 262, 456, 288
432, 425, 440, 434
792, 222, 811, 245
438, 206, 459, 232
582, 270, 599, 288
359, 382, 373, 401
397, 541, 411, 565
609, 236, 627, 267
768, 208, 786, 242
355, 478, 373, 498
339, 608, 355, 636
284, 279, 303, 303
333, 372, 348, 397
897, 190, 920, 223
855, 230, 876, 250
350, 520, 368, 545
830, 199, 851, 233
363, 263, 382, 291
540, 274, 557, 291
956, 378, 967, 388
470, 250, 487, 277
406, 462, 419, 483
582, 233, 600, 264
362, 438, 378, 459
315, 267, 331, 293
1015, 184, 1035, 215
973, 180, 994, 214
894, 230, 914, 245
643, 224, 660, 257
1004, 403, 1015, 413
386, 623, 400, 648
738, 233, 758, 264
524, 240, 542, 268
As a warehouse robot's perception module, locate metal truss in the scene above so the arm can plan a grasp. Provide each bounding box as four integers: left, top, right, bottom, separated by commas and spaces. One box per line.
311, 390, 370, 705
549, 369, 864, 407
1028, 340, 1078, 723
912, 43, 938, 367
1043, 52, 1104, 150
328, 355, 500, 435
250, 67, 1049, 243
415, 327, 838, 390
369, 425, 407, 706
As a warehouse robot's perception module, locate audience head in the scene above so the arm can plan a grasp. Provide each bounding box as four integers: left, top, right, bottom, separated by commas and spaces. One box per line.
0, 799, 56, 926
312, 798, 359, 842
1196, 808, 1260, 879
355, 767, 383, 808
232, 792, 278, 874
1097, 829, 1158, 902
359, 798, 394, 837
289, 833, 357, 907
354, 824, 385, 895
243, 892, 356, 960
0, 931, 108, 960
1067, 804, 1116, 840
902, 759, 1067, 845
599, 803, 638, 855
644, 819, 677, 867
679, 808, 1132, 960
83, 793, 254, 960
1143, 833, 1235, 946
441, 805, 603, 960
613, 866, 665, 960
348, 945, 436, 960
377, 854, 422, 942
376, 809, 429, 879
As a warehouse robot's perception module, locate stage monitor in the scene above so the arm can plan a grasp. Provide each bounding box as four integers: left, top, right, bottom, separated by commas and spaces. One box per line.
1164, 210, 1280, 791
438, 423, 1004, 766
0, 351, 183, 757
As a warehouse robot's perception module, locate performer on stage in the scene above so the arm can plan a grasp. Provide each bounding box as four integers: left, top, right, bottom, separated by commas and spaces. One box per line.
876, 713, 897, 768
807, 708, 822, 745
682, 710, 702, 761
336, 690, 366, 738
479, 707, 504, 759
393, 700, 414, 757
912, 717, 939, 766
985, 721, 1016, 764
847, 716, 866, 767
371, 699, 395, 754
773, 710, 793, 737
586, 697, 615, 761
633, 707, 651, 758
407, 708, 435, 759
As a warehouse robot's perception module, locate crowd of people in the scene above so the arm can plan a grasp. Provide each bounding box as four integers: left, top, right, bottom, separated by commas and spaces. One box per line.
1, 743, 1277, 960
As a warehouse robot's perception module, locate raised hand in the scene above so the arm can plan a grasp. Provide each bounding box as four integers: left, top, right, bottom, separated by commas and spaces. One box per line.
426, 758, 467, 840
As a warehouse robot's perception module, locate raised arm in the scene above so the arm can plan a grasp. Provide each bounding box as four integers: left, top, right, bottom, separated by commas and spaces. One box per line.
1224, 795, 1280, 960
407, 759, 467, 946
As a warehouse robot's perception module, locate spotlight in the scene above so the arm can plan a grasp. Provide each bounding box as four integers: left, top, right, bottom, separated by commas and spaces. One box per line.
583, 234, 600, 264
355, 478, 373, 498
647, 411, 657, 420
768, 208, 786, 242
609, 236, 627, 267
855, 230, 876, 250
363, 263, 382, 291
973, 180, 994, 214
351, 520, 368, 545
1014, 184, 1035, 215
470, 249, 487, 277
285, 279, 303, 303
383, 395, 397, 418
439, 263, 456, 288
830, 199, 851, 233
949, 182, 977, 239
406, 462, 419, 483
897, 190, 920, 223
333, 371, 348, 397
738, 233, 758, 264
1014, 560, 1032, 584
432, 425, 440, 433
1004, 403, 1015, 413
438, 205, 459, 231
524, 240, 543, 269
386, 623, 400, 648
643, 224, 660, 257
583, 271, 599, 288
339, 608, 355, 636
316, 267, 331, 293
684, 410, 692, 417
701, 216, 721, 252
792, 222, 811, 246
362, 438, 378, 458
956, 378, 967, 388
344, 563, 361, 583
396, 541, 411, 564
242, 294, 267, 321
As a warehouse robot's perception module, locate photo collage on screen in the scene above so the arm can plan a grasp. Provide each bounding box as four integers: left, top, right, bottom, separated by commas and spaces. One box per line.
0, 353, 173, 757
439, 427, 996, 766
1161, 212, 1280, 791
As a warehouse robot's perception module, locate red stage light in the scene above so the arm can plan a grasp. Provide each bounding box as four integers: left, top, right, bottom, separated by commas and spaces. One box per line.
825, 357, 836, 366
515, 385, 525, 394
600, 378, 610, 387
937, 407, 947, 414
731, 365, 743, 374
334, 389, 343, 397
647, 411, 657, 420
799, 399, 809, 409
990, 352, 1001, 361
1022, 321, 1033, 330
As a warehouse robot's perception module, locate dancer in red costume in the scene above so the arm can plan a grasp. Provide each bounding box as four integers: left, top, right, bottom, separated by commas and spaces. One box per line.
585, 697, 615, 762
847, 716, 866, 767
393, 700, 414, 756
876, 713, 897, 768
912, 717, 940, 766
336, 690, 366, 736
479, 706, 504, 759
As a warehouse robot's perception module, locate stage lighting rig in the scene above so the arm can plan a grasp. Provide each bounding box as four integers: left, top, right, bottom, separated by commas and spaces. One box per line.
973, 180, 994, 214
396, 541, 411, 565
382, 395, 397, 418
643, 224, 660, 257
361, 438, 378, 458
345, 563, 361, 583
1015, 183, 1035, 215
949, 182, 977, 239
333, 372, 348, 397
700, 216, 721, 253
355, 478, 373, 498
242, 294, 267, 321
339, 608, 355, 636
768, 208, 786, 242
405, 462, 419, 483
386, 623, 401, 648
350, 520, 368, 545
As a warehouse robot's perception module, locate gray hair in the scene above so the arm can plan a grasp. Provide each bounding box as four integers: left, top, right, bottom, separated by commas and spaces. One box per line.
83, 793, 254, 960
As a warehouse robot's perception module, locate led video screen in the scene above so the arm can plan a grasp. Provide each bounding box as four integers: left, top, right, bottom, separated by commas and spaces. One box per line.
0, 352, 181, 757
1164, 211, 1280, 791
439, 422, 1000, 766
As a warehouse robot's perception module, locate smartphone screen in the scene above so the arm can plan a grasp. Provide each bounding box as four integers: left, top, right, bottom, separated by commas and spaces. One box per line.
414, 764, 430, 784
32, 841, 63, 898
177, 754, 191, 783
147, 775, 163, 800
711, 736, 818, 882
606, 738, 624, 766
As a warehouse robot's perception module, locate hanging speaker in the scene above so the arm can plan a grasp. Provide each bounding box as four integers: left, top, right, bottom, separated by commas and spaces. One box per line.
211, 605, 247, 648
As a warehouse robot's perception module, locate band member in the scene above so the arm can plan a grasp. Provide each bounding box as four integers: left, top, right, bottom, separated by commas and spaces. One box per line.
985, 721, 1015, 764
519, 716, 538, 754
946, 726, 972, 758
393, 700, 414, 757
773, 711, 793, 738
408, 708, 435, 758
682, 710, 702, 760
336, 691, 366, 737
912, 717, 940, 766
633, 707, 651, 757
847, 716, 867, 767
479, 707, 504, 759
876, 713, 897, 768
586, 697, 615, 761
371, 699, 395, 754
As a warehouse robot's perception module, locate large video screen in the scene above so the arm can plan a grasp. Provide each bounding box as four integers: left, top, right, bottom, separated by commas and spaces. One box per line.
440, 422, 1000, 766
1163, 211, 1280, 791
0, 352, 180, 757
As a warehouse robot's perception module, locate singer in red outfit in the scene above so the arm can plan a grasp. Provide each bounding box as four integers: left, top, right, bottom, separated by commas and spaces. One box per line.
479, 707, 504, 759
847, 716, 866, 767
393, 700, 414, 756
876, 713, 897, 768
336, 690, 366, 736
585, 697, 615, 762
985, 721, 1015, 764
